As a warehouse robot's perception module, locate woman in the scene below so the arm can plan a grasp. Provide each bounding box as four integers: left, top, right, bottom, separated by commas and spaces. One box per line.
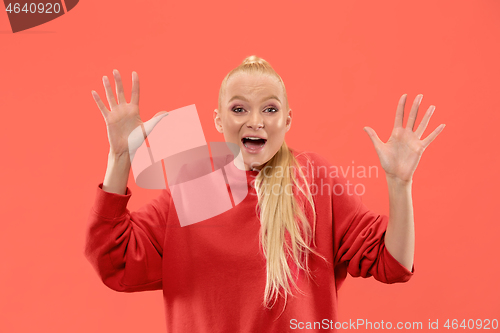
85, 55, 444, 332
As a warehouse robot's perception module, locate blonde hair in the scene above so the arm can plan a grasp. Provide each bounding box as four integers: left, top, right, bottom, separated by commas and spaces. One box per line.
218, 55, 328, 315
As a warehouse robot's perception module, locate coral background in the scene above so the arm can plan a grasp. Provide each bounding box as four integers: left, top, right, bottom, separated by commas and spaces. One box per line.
0, 0, 498, 331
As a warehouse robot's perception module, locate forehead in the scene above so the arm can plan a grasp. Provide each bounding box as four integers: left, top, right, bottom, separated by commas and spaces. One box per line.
224, 72, 283, 101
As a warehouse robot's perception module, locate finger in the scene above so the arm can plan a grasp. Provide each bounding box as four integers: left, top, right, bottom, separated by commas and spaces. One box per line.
421, 124, 446, 148
414, 105, 435, 139
102, 76, 118, 109
406, 94, 423, 131
91, 90, 110, 121
393, 94, 407, 129
363, 126, 383, 151
113, 69, 127, 104
130, 71, 140, 105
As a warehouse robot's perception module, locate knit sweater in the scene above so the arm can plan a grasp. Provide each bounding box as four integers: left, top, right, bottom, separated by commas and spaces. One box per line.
84, 149, 414, 332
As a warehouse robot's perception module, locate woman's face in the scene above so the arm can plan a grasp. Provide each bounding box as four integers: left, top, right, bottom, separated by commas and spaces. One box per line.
214, 72, 292, 171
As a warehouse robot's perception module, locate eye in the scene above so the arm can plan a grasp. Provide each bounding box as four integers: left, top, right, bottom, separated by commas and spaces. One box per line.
232, 107, 245, 113
264, 107, 278, 113
231, 106, 278, 113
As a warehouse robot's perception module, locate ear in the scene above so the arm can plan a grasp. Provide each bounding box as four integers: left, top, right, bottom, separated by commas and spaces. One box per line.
285, 108, 292, 132
213, 109, 223, 133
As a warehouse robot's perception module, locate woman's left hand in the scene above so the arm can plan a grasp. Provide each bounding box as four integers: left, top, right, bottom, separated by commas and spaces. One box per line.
363, 94, 445, 184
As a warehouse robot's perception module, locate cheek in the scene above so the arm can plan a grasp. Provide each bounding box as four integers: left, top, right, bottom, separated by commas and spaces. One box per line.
268, 129, 286, 147
221, 119, 236, 131
223, 115, 245, 128
221, 120, 242, 142
270, 115, 287, 128
268, 118, 288, 135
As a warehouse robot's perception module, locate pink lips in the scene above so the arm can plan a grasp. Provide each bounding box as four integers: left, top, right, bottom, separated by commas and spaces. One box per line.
242, 141, 266, 154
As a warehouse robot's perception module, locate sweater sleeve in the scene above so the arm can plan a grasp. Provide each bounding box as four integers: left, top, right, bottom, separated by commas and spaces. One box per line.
84, 183, 170, 292
332, 175, 414, 284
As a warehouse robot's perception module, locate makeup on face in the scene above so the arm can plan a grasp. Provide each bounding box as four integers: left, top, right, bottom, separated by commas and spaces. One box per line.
216, 73, 291, 171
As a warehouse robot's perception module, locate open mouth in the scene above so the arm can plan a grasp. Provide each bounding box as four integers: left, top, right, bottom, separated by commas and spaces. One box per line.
241, 137, 267, 149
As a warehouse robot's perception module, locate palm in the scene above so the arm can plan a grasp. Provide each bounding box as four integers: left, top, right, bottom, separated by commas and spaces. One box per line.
106, 102, 141, 127
91, 70, 168, 157
363, 94, 445, 183
105, 103, 143, 154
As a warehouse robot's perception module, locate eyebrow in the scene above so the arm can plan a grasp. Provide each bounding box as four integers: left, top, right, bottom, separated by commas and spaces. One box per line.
228, 95, 281, 104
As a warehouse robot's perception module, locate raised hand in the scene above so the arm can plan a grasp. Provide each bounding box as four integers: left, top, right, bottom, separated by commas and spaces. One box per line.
363, 94, 445, 183
92, 70, 169, 158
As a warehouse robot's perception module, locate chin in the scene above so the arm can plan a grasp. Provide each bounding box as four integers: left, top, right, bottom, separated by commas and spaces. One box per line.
244, 159, 262, 170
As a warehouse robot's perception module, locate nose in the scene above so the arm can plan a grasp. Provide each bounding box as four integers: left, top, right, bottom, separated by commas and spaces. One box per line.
246, 110, 264, 130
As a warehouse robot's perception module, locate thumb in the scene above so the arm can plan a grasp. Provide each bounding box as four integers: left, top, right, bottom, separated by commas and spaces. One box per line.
154, 111, 169, 118
143, 112, 169, 136
363, 126, 382, 149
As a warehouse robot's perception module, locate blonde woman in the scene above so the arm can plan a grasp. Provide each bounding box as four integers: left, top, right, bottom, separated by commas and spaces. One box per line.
85, 56, 444, 332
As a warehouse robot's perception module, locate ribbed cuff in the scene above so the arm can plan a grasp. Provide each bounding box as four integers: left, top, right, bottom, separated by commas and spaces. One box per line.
92, 183, 132, 219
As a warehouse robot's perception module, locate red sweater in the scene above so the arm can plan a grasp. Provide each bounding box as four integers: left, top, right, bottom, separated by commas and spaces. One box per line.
84, 149, 414, 332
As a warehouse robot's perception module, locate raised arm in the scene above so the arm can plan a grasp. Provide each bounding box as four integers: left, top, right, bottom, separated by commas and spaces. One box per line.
92, 69, 169, 194
84, 70, 171, 291
363, 93, 445, 270
332, 172, 414, 284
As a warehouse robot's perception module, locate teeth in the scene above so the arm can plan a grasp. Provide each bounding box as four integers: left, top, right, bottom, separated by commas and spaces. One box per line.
242, 136, 266, 149
243, 141, 266, 148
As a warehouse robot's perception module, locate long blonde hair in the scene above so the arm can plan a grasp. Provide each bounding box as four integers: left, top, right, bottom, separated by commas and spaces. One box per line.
218, 56, 328, 313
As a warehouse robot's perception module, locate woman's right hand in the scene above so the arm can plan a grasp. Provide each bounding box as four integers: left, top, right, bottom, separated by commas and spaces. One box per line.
92, 70, 169, 158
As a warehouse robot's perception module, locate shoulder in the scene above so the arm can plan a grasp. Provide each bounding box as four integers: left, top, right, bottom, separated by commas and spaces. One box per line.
290, 148, 334, 172
288, 148, 339, 191
289, 148, 352, 189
